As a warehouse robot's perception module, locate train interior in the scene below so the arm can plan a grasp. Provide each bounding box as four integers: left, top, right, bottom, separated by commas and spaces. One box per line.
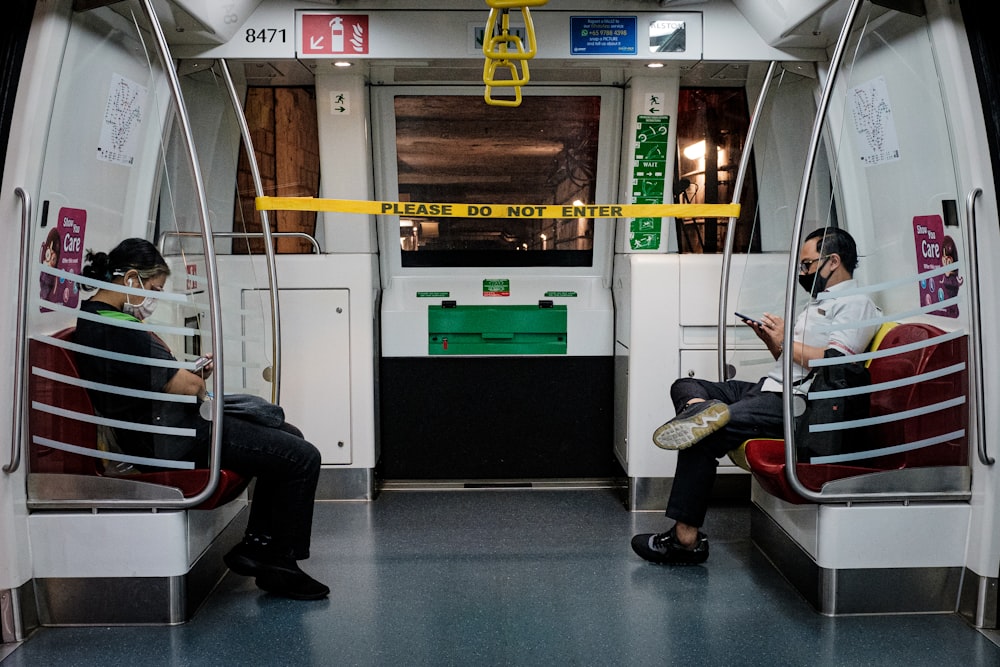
3, 0, 1000, 662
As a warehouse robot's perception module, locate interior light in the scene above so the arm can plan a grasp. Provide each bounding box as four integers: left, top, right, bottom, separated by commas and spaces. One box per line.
334, 61, 352, 68
683, 140, 706, 160
572, 199, 584, 206
646, 62, 665, 68
399, 219, 414, 228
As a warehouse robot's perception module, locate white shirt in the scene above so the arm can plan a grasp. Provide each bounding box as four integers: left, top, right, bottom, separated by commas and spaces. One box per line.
761, 279, 882, 393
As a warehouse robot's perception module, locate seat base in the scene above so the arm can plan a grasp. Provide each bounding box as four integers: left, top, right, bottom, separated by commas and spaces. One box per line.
750, 485, 966, 615
29, 505, 247, 626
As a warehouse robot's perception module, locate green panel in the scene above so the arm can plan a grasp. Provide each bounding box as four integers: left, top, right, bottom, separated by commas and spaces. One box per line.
428, 305, 567, 355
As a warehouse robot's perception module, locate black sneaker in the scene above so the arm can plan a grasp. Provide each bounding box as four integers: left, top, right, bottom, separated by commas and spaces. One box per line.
224, 539, 300, 578
256, 568, 330, 601
652, 399, 730, 450
631, 527, 709, 565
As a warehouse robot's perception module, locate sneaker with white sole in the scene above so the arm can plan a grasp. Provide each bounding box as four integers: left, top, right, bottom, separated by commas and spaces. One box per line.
652, 399, 731, 450
631, 526, 709, 565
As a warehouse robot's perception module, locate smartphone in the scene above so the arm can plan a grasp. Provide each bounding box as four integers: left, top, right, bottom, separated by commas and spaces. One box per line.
193, 356, 211, 371
734, 311, 763, 327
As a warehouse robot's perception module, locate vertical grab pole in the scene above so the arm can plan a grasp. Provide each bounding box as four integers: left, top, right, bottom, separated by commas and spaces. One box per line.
965, 187, 993, 465
780, 0, 864, 502
717, 61, 779, 381
219, 59, 282, 405
137, 0, 223, 508
4, 187, 31, 474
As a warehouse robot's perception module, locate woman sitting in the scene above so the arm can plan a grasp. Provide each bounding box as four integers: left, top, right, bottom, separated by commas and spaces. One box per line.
76, 238, 328, 601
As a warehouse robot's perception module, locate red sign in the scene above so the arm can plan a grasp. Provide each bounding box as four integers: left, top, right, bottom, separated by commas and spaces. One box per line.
301, 14, 369, 55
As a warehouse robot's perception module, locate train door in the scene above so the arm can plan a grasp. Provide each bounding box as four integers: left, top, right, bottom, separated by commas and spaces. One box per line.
372, 86, 622, 482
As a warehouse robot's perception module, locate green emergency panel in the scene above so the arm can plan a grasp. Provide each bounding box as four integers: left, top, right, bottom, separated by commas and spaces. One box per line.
428, 304, 567, 355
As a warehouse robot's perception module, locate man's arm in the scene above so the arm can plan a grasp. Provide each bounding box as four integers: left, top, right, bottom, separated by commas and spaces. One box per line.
755, 313, 829, 368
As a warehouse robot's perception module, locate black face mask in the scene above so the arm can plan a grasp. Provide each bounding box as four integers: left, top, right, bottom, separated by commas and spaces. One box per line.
798, 263, 830, 298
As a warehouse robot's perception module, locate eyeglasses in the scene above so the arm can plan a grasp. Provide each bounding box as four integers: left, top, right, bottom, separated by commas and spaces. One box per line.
798, 255, 830, 273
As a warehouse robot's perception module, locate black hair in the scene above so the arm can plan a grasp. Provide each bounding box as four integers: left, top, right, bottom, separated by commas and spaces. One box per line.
805, 227, 859, 274
80, 238, 170, 291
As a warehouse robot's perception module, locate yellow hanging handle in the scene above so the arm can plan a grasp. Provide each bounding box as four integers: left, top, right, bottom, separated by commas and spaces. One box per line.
486, 0, 548, 6
483, 59, 529, 107
482, 7, 537, 61
482, 1, 547, 107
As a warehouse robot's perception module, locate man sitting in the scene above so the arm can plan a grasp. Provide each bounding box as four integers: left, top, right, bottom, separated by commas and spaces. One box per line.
632, 227, 881, 565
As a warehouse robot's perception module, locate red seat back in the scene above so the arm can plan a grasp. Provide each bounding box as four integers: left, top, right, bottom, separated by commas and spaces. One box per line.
866, 323, 968, 467
745, 323, 969, 503
28, 328, 101, 476
27, 327, 248, 509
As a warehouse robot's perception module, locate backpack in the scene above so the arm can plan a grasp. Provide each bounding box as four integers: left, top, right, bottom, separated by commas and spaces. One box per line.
795, 348, 871, 461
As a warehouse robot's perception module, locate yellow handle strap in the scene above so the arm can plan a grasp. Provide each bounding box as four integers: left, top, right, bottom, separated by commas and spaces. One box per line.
486, 0, 548, 7
482, 7, 537, 61
482, 2, 547, 107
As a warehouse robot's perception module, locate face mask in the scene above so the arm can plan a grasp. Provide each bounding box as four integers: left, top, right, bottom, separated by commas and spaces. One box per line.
798, 262, 830, 298
123, 276, 158, 321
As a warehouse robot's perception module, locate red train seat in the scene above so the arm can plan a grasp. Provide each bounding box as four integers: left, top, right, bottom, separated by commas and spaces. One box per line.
28, 327, 249, 510
739, 322, 968, 504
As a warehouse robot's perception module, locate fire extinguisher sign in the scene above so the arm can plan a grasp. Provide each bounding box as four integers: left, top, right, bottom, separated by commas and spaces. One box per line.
299, 14, 369, 56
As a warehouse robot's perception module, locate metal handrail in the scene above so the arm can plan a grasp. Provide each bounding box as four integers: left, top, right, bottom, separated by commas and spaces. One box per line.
159, 231, 320, 255
50, 0, 228, 510
5, 187, 31, 474
717, 61, 778, 381
781, 0, 970, 502
966, 187, 993, 465
219, 59, 283, 404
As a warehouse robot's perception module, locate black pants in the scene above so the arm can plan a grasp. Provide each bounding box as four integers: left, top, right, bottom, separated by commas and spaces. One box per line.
665, 377, 784, 528
217, 416, 321, 560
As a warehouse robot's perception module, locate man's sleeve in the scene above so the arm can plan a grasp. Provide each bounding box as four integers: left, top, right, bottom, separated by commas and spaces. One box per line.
827, 297, 881, 355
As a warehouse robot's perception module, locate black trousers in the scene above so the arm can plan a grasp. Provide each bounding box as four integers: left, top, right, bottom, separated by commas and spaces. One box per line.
217, 416, 321, 560
665, 377, 784, 528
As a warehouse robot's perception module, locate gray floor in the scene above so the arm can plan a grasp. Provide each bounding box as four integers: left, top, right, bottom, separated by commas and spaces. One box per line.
4, 488, 1000, 666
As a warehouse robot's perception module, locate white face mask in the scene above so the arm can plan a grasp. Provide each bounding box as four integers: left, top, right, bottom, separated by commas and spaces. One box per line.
123, 276, 158, 321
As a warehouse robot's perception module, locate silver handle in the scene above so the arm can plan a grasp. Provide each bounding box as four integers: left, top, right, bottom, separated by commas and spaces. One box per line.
5, 187, 31, 474
718, 61, 778, 381
966, 187, 993, 465
137, 0, 223, 508
219, 58, 283, 405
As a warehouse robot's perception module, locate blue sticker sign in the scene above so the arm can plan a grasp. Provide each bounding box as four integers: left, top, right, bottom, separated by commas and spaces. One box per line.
570, 16, 637, 55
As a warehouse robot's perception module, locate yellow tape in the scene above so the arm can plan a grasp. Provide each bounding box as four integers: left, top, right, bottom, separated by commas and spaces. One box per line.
256, 196, 740, 220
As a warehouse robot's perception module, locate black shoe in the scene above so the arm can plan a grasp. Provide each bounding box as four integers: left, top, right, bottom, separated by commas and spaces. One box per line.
224, 539, 300, 578
631, 526, 709, 565
256, 568, 330, 601
652, 399, 730, 450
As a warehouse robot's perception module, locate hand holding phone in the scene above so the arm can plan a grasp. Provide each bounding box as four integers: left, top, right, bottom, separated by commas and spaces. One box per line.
735, 311, 764, 327
193, 356, 211, 372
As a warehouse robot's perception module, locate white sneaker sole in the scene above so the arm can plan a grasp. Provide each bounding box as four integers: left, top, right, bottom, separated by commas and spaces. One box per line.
652, 403, 731, 450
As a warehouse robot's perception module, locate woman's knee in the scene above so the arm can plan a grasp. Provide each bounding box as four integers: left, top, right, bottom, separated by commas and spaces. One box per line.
280, 421, 304, 439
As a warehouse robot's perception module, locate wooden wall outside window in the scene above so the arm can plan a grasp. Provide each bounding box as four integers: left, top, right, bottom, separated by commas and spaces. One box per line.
234, 87, 320, 254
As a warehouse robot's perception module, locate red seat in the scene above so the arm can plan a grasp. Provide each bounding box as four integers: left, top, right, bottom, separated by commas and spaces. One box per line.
28, 327, 249, 510
744, 323, 968, 503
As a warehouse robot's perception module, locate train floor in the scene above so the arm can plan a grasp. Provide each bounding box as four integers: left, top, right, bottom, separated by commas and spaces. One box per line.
4, 487, 1000, 666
